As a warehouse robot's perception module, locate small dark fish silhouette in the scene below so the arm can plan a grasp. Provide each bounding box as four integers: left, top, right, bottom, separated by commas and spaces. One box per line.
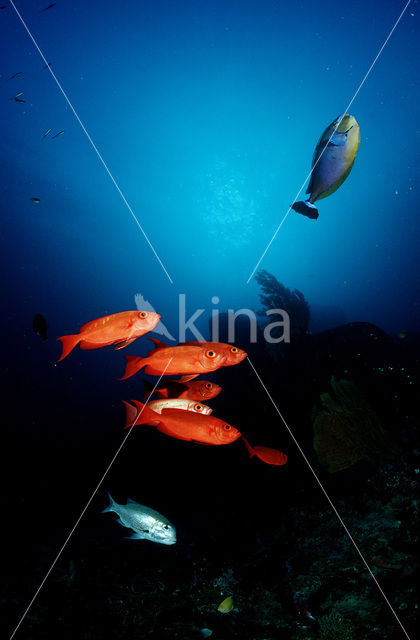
42, 128, 52, 139
51, 130, 64, 139
40, 3, 56, 11
0, 5, 7, 10
8, 72, 23, 80
14, 97, 26, 103
30, 197, 41, 203
43, 62, 52, 70
33, 314, 48, 341
9, 92, 24, 101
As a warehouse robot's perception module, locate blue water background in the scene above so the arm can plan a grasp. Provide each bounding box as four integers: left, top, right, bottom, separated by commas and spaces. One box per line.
2, 0, 419, 343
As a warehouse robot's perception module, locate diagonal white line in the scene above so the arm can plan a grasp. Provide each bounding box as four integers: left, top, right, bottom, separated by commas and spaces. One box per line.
8, 0, 173, 285
8, 359, 173, 640
246, 356, 412, 640
246, 0, 412, 284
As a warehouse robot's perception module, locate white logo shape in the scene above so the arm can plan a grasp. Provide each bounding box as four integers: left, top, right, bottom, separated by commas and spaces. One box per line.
134, 293, 176, 341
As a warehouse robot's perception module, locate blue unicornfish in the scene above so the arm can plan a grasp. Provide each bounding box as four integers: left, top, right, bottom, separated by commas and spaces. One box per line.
292, 113, 360, 220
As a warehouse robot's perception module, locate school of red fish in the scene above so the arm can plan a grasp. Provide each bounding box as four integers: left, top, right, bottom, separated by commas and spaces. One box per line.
58, 310, 287, 465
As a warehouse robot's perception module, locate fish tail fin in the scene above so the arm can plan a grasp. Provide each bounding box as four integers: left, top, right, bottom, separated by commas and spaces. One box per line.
120, 355, 145, 380
102, 492, 116, 513
122, 400, 139, 428
241, 436, 256, 458
291, 200, 319, 220
57, 334, 81, 361
125, 399, 160, 427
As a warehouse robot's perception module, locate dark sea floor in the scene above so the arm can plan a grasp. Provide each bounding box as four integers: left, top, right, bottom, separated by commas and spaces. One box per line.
3, 322, 419, 639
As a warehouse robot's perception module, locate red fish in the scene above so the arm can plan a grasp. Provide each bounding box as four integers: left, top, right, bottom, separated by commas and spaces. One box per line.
143, 379, 222, 402
123, 399, 241, 445
121, 343, 236, 380
241, 437, 287, 466
150, 338, 247, 368
57, 310, 160, 361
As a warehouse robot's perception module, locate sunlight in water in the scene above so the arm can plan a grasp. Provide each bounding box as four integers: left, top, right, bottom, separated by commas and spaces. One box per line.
197, 159, 262, 250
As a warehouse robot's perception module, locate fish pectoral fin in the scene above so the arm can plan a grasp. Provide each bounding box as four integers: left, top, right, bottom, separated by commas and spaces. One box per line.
148, 337, 168, 349
329, 132, 347, 146
178, 374, 199, 382
114, 337, 138, 350
79, 340, 115, 350
125, 532, 147, 540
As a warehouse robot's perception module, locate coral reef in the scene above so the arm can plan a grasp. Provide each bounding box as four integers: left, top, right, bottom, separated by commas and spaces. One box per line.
319, 612, 354, 639
312, 377, 394, 472
255, 269, 310, 340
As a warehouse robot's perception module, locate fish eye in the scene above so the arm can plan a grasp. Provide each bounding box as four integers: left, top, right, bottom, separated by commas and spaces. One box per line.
164, 524, 169, 529
206, 350, 216, 358
195, 404, 203, 412
139, 311, 148, 318
205, 383, 212, 389
231, 347, 238, 353
224, 424, 231, 431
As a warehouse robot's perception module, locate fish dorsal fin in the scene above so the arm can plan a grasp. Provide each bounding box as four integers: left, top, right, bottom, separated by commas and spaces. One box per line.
126, 498, 137, 504
148, 338, 168, 349
114, 337, 138, 350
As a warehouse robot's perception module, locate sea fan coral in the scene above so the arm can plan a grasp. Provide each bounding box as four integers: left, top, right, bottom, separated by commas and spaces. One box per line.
312, 377, 390, 472
255, 269, 310, 339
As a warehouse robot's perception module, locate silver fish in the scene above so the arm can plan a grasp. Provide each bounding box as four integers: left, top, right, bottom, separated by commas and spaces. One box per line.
102, 493, 176, 545
148, 398, 213, 415
123, 397, 212, 429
